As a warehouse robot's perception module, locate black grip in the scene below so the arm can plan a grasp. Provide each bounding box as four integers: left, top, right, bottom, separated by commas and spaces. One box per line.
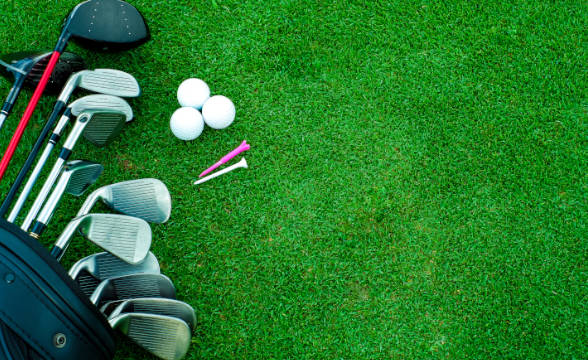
2, 74, 27, 113
30, 222, 47, 238
49, 246, 63, 260
1, 102, 11, 113
0, 101, 67, 216
59, 148, 72, 161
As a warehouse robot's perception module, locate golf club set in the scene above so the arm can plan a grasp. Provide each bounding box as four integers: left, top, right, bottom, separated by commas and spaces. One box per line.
0, 1, 194, 360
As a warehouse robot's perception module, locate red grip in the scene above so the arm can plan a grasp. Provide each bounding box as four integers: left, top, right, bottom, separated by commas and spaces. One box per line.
0, 51, 62, 181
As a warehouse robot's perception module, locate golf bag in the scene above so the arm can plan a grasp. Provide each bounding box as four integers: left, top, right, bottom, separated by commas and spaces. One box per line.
0, 219, 115, 359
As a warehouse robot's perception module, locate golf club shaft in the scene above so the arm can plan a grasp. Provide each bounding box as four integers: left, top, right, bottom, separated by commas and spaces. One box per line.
7, 140, 57, 222
21, 157, 65, 230
0, 51, 61, 180
3, 109, 70, 220
29, 173, 69, 238
21, 114, 84, 230
0, 74, 27, 130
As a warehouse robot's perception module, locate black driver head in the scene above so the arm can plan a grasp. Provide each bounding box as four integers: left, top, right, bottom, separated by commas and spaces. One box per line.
0, 51, 86, 94
63, 0, 150, 52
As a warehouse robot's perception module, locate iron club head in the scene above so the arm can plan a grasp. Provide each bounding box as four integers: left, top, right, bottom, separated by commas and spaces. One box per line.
105, 298, 196, 331
58, 68, 140, 104
89, 273, 176, 306
69, 251, 160, 297
77, 179, 172, 223
51, 214, 151, 263
109, 313, 190, 360
69, 94, 134, 122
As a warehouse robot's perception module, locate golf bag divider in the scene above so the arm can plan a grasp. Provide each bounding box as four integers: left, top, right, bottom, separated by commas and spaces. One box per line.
0, 219, 115, 360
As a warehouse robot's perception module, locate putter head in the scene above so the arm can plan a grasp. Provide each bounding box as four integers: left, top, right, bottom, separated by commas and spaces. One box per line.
0, 51, 86, 93
78, 110, 127, 147
64, 0, 150, 52
69, 94, 133, 122
90, 273, 176, 306
55, 214, 151, 264
77, 179, 172, 223
109, 313, 191, 360
61, 160, 104, 196
106, 298, 196, 331
69, 251, 160, 297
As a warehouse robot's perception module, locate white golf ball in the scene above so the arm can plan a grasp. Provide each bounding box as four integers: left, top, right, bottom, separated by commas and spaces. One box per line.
202, 95, 236, 129
177, 78, 210, 109
170, 107, 204, 141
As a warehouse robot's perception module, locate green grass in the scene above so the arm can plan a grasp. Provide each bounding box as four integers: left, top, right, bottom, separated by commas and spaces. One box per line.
0, 0, 586, 358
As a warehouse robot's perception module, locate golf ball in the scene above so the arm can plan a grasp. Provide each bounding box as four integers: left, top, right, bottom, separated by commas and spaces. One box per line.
170, 107, 204, 141
202, 95, 236, 129
177, 78, 210, 109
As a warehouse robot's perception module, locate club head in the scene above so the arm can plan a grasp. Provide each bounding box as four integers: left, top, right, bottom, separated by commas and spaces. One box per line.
77, 179, 172, 223
55, 214, 151, 264
69, 94, 133, 122
90, 273, 176, 306
63, 0, 150, 52
0, 51, 86, 93
28, 160, 103, 238
61, 160, 104, 196
67, 68, 140, 98
106, 298, 196, 331
69, 251, 160, 297
109, 313, 190, 360
77, 110, 127, 147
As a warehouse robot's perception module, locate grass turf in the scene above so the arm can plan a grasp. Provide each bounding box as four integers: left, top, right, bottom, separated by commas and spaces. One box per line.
0, 0, 586, 358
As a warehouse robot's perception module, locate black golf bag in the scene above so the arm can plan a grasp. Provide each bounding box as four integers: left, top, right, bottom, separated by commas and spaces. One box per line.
0, 219, 115, 359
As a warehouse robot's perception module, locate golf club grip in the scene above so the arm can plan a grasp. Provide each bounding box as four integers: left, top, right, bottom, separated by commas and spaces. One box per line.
3, 74, 27, 112
0, 76, 27, 131
0, 101, 67, 217
0, 51, 61, 181
29, 221, 46, 239
49, 245, 63, 261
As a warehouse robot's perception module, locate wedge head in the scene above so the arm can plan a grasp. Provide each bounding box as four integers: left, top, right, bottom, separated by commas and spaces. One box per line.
106, 298, 196, 331
78, 179, 171, 223
64, 0, 150, 52
90, 273, 176, 306
82, 110, 127, 147
69, 251, 160, 297
109, 313, 190, 360
62, 160, 104, 196
70, 94, 133, 122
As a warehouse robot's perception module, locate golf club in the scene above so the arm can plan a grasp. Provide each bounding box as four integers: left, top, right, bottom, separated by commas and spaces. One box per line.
22, 109, 127, 230
0, 51, 85, 128
77, 179, 172, 223
51, 213, 152, 263
0, 0, 149, 179
89, 274, 176, 306
28, 160, 103, 239
0, 70, 139, 218
5, 95, 133, 222
108, 313, 190, 360
104, 298, 196, 331
69, 251, 160, 297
